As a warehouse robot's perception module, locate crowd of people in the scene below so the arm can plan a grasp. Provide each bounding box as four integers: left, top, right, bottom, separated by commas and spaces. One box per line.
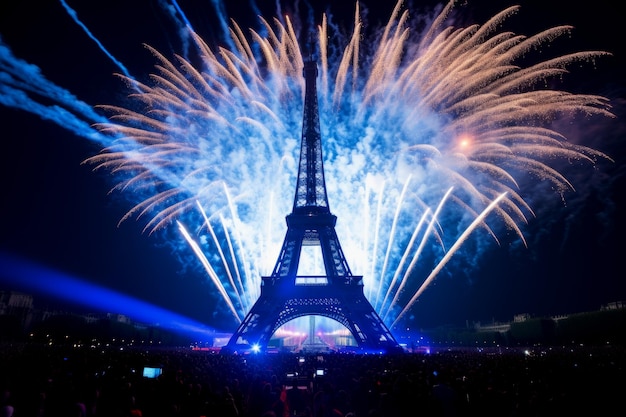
0, 342, 623, 417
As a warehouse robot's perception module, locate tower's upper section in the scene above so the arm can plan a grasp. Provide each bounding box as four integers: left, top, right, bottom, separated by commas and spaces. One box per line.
292, 59, 330, 214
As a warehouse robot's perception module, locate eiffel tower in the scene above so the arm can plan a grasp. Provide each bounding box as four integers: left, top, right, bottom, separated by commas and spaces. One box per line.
223, 57, 401, 354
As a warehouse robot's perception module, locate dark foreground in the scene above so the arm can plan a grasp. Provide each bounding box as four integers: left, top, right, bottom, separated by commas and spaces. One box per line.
0, 343, 624, 417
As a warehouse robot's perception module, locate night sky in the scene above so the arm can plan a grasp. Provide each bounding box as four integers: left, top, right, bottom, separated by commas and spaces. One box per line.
1, 0, 624, 333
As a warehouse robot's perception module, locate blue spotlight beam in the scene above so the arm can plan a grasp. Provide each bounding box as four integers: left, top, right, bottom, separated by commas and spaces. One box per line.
0, 252, 216, 340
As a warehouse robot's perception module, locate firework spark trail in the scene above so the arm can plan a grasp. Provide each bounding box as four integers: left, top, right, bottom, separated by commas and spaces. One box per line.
366, 180, 385, 301
177, 221, 242, 323
218, 213, 248, 307
381, 187, 455, 321
195, 201, 246, 313
167, 0, 195, 32
0, 0, 614, 328
59, 0, 134, 81
221, 183, 259, 306
373, 174, 413, 308
390, 192, 510, 328
378, 207, 432, 316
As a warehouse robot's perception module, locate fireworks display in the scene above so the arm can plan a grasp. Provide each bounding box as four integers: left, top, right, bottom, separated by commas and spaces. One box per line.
0, 0, 621, 334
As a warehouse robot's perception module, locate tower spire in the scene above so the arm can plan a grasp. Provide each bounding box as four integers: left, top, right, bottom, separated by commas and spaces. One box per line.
294, 59, 329, 212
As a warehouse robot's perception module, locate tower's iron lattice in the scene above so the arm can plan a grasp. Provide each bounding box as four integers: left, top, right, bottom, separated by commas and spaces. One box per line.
224, 59, 401, 354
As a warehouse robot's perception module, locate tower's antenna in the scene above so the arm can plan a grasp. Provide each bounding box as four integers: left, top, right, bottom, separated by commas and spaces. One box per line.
305, 29, 316, 61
